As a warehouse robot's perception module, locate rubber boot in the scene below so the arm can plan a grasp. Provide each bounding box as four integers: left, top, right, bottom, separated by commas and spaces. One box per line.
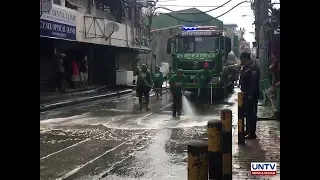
145, 96, 151, 111
137, 97, 143, 111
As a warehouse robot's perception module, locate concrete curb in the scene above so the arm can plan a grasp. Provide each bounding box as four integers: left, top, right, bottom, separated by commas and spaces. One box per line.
40, 89, 133, 112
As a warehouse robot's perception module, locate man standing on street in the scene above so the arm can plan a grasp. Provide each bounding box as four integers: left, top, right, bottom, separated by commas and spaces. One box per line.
134, 64, 153, 111
239, 52, 260, 139
169, 69, 187, 118
153, 66, 164, 100
195, 62, 212, 108
54, 48, 66, 93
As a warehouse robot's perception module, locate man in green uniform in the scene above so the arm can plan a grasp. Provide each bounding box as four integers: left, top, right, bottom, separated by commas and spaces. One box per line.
153, 66, 164, 100
134, 64, 153, 111
195, 62, 212, 108
169, 69, 187, 118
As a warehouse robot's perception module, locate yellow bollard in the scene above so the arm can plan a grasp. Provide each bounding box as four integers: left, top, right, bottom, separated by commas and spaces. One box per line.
187, 140, 208, 180
238, 92, 245, 145
208, 119, 222, 180
221, 108, 232, 180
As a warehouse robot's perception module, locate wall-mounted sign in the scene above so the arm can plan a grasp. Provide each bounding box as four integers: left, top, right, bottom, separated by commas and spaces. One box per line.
181, 31, 220, 36
40, 5, 77, 41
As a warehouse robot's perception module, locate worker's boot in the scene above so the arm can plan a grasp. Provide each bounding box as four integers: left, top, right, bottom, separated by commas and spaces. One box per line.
137, 97, 143, 111
145, 97, 151, 111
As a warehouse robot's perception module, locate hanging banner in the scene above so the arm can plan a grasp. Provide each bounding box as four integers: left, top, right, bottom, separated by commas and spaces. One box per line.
40, 5, 77, 40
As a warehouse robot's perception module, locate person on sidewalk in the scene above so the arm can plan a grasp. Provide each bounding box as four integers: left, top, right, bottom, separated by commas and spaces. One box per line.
54, 49, 66, 93
153, 66, 164, 100
79, 55, 88, 88
265, 53, 280, 109
195, 62, 212, 109
134, 64, 153, 111
71, 59, 80, 88
239, 52, 260, 139
169, 69, 187, 119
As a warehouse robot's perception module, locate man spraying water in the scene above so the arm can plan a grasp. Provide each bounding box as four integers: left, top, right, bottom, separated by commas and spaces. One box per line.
169, 69, 187, 119
134, 64, 153, 111
195, 62, 212, 108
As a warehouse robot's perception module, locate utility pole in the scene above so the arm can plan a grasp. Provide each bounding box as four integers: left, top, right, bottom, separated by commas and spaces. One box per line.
254, 0, 260, 58
258, 0, 269, 81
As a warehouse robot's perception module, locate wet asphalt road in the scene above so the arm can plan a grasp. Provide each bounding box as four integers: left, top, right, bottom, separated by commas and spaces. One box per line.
40, 89, 240, 180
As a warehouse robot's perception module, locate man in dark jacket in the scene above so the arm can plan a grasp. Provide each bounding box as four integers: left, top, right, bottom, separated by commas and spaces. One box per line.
239, 52, 260, 139
134, 64, 153, 111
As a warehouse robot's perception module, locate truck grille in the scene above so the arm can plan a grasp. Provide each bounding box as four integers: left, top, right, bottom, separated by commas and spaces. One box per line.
177, 61, 215, 70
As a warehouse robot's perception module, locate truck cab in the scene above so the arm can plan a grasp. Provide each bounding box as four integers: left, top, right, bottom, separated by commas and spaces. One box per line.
166, 26, 235, 99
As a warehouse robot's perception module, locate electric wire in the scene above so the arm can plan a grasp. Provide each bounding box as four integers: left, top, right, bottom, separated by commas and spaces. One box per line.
157, 1, 250, 23
156, 0, 235, 14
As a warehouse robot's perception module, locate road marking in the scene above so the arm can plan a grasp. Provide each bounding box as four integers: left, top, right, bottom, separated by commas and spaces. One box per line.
40, 138, 91, 161
57, 129, 149, 180
40, 103, 172, 161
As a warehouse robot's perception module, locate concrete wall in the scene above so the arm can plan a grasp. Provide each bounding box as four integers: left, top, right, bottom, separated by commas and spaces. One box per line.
138, 26, 180, 73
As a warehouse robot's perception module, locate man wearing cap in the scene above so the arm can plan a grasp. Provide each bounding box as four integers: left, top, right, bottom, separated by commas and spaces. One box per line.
195, 62, 212, 108
239, 52, 260, 139
169, 69, 187, 118
134, 64, 153, 111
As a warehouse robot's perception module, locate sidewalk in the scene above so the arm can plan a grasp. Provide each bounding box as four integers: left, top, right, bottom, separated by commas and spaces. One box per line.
232, 119, 280, 179
40, 86, 133, 112
40, 81, 170, 112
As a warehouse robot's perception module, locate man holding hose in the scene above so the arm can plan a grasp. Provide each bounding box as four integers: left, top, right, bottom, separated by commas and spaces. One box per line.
134, 64, 153, 111
169, 69, 187, 118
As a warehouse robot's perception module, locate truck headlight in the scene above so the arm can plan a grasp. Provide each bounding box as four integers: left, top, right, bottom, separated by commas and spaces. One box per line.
211, 77, 220, 83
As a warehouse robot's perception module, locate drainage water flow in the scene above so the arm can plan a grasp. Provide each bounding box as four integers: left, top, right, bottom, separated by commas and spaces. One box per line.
182, 95, 195, 116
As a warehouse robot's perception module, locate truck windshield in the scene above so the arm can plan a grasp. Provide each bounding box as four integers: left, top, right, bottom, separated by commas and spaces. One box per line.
176, 36, 219, 53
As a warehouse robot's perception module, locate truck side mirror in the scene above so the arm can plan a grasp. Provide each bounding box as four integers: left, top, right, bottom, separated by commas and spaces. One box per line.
225, 37, 232, 54
167, 38, 172, 54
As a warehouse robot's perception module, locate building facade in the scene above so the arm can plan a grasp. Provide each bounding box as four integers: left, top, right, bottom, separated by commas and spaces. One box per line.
40, 0, 151, 93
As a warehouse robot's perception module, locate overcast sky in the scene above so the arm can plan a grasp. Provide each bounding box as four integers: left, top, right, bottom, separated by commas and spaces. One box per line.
156, 0, 280, 44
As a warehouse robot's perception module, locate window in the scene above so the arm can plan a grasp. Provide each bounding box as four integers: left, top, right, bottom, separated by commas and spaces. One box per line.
95, 0, 125, 23
53, 0, 61, 5
128, 6, 132, 21
66, 0, 78, 10
176, 36, 220, 53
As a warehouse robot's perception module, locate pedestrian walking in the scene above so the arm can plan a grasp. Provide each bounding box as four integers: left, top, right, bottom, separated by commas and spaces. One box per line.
153, 66, 164, 100
239, 52, 260, 139
195, 62, 212, 108
54, 48, 66, 93
169, 69, 187, 119
134, 64, 153, 111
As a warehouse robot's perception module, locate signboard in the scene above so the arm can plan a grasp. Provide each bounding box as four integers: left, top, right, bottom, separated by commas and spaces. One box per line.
40, 5, 77, 41
181, 31, 221, 36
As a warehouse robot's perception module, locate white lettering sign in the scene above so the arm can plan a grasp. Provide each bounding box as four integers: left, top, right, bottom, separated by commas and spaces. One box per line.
40, 4, 76, 26
181, 31, 213, 36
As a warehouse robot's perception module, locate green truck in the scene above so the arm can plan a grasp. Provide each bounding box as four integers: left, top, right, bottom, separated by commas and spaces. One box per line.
166, 25, 238, 100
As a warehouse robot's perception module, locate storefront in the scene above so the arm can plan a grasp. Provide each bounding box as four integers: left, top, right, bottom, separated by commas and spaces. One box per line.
40, 5, 77, 93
